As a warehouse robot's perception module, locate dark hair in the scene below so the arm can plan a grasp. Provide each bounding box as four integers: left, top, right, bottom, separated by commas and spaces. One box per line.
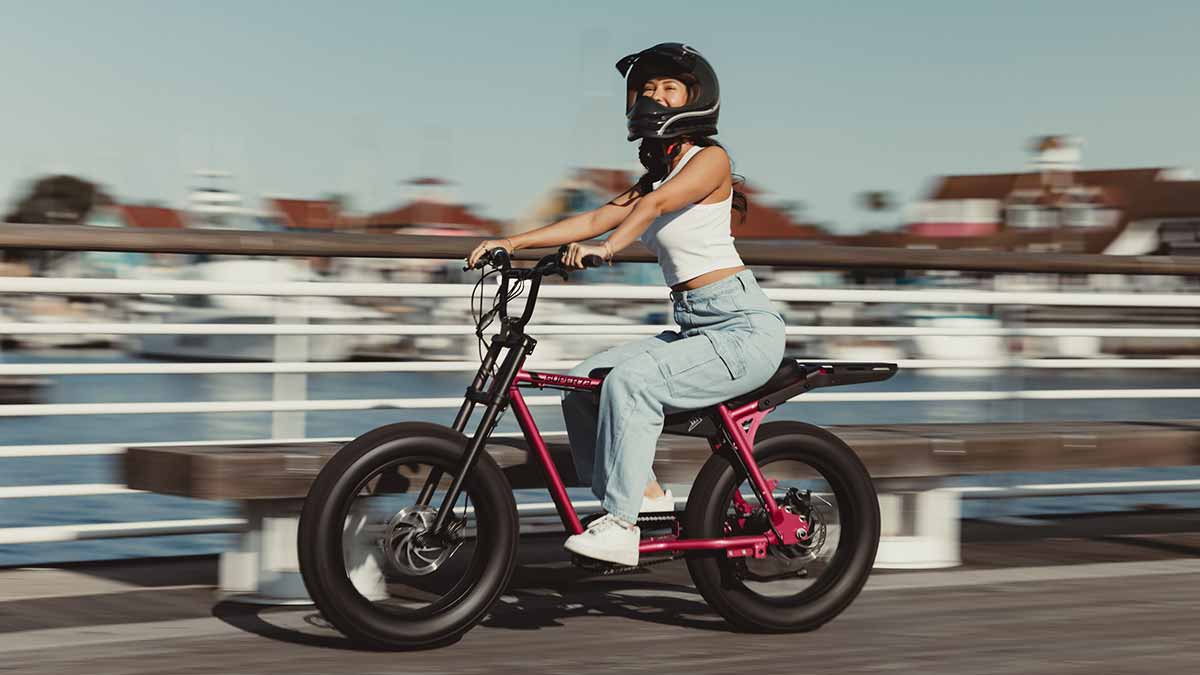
615, 137, 748, 223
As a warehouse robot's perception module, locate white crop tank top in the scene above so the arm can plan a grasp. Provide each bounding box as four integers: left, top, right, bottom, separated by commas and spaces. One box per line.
639, 146, 744, 287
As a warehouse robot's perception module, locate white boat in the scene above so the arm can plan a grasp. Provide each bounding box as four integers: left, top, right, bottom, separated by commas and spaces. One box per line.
823, 338, 908, 363
908, 310, 1007, 375
125, 259, 394, 362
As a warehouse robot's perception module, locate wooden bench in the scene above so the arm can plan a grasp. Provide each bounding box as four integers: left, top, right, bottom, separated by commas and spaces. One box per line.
124, 420, 1200, 599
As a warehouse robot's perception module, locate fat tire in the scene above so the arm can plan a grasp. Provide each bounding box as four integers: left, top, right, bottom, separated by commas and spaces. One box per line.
684, 421, 880, 632
298, 422, 518, 649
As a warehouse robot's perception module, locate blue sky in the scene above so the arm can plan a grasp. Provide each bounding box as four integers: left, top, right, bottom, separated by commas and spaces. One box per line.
2, 1, 1198, 232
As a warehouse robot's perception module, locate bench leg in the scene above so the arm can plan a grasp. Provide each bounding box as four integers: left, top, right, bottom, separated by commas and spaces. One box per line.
874, 478, 961, 569
219, 499, 310, 604
219, 498, 388, 604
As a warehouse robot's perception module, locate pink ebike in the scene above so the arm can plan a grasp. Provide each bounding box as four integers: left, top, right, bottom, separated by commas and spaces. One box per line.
298, 247, 894, 648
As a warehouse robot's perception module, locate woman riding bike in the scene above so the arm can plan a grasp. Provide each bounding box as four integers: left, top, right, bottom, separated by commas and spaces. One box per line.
468, 42, 786, 567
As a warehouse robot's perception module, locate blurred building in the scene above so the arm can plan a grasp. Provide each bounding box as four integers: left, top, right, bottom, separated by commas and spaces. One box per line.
261, 178, 503, 282
186, 171, 264, 230
880, 136, 1200, 255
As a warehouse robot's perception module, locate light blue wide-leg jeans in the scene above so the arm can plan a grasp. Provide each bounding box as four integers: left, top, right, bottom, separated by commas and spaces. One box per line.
561, 269, 786, 523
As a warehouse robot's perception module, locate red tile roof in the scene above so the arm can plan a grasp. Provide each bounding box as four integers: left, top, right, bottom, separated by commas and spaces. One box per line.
366, 200, 501, 235
118, 204, 187, 229
270, 198, 342, 230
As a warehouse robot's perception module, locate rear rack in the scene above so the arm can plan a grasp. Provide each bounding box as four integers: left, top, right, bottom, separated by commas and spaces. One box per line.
758, 361, 899, 410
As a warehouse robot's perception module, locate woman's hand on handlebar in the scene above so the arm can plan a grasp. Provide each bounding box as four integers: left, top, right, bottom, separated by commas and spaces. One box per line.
562, 241, 611, 270
466, 238, 514, 269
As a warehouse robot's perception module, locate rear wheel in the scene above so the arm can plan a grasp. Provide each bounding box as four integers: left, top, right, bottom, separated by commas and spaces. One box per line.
685, 422, 880, 632
298, 422, 518, 649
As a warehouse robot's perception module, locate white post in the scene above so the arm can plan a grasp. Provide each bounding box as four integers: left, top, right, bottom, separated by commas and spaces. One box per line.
874, 477, 961, 569
272, 310, 307, 439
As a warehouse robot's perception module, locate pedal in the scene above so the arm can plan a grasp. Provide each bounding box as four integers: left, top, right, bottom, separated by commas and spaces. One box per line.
636, 512, 679, 531
580, 511, 680, 532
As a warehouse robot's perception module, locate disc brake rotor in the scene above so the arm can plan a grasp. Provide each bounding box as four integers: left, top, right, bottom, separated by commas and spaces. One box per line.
730, 490, 831, 581
380, 506, 462, 576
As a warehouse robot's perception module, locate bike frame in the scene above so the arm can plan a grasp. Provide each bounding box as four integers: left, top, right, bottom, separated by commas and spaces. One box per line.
428, 324, 808, 562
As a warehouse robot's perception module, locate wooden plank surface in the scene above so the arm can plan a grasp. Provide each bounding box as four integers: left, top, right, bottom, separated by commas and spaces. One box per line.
124, 420, 1200, 500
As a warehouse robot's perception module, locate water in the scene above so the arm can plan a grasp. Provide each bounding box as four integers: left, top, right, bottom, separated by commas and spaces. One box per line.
2, 350, 1198, 566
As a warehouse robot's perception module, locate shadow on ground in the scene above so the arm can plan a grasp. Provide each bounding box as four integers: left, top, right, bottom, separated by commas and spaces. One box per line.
210, 559, 732, 652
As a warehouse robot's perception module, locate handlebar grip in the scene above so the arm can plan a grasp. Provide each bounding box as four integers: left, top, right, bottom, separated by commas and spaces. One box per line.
581, 254, 605, 268
470, 246, 511, 270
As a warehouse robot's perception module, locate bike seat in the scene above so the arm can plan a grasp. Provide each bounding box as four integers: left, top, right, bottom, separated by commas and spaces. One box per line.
592, 358, 898, 412
722, 358, 814, 410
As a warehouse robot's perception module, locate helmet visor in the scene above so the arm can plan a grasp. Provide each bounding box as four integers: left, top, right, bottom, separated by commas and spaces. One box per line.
626, 78, 694, 113
622, 55, 693, 113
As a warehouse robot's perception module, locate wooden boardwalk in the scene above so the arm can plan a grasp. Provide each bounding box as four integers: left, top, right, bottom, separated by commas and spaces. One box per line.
3, 511, 1200, 674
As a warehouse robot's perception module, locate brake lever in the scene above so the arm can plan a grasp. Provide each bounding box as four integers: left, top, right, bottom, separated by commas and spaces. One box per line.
555, 244, 571, 280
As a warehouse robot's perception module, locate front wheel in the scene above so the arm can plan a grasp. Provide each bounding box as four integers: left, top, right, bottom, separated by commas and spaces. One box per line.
298, 422, 519, 649
685, 421, 880, 632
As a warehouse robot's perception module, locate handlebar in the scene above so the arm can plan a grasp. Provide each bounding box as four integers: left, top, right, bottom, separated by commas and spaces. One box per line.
463, 246, 604, 274
464, 245, 606, 332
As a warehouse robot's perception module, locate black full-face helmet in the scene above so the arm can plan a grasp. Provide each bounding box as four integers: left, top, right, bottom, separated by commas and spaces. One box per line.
616, 42, 720, 142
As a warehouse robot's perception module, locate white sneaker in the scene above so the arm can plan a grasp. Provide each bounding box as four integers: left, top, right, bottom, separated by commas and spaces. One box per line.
564, 514, 640, 567
640, 489, 675, 514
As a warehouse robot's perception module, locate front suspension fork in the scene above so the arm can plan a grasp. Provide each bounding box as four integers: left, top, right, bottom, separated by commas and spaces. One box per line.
427, 331, 533, 535
413, 338, 503, 507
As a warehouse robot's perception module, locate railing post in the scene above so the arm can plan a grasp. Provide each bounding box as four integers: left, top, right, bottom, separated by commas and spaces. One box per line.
272, 308, 307, 439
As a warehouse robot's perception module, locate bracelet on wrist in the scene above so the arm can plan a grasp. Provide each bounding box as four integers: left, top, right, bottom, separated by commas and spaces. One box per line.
602, 241, 615, 263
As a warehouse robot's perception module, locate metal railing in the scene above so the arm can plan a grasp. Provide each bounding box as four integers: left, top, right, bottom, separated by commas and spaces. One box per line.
2, 225, 1199, 549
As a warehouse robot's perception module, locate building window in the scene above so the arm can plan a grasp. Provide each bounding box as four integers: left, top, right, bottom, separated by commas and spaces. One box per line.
1062, 205, 1094, 227
1006, 204, 1057, 229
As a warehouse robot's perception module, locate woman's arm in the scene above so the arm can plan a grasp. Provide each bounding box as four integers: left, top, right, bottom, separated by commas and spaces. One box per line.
509, 190, 639, 251
467, 189, 641, 267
